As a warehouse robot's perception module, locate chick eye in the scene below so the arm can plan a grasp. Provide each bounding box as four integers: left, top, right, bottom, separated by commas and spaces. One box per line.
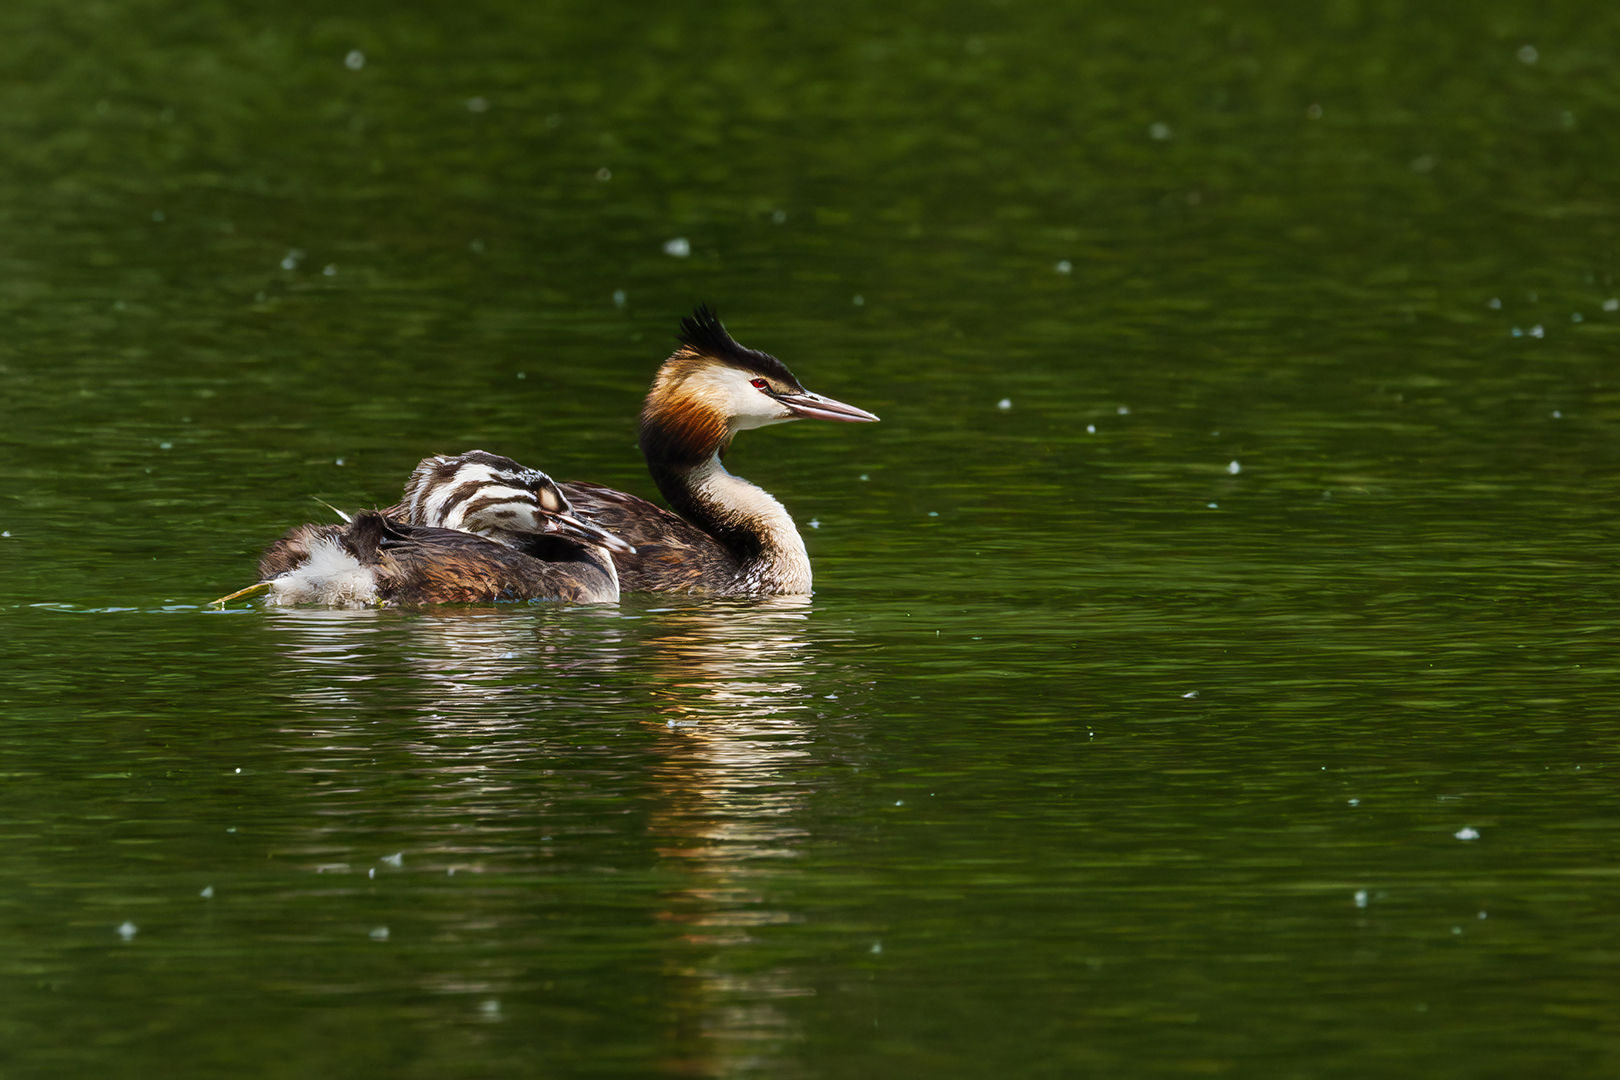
750, 378, 770, 390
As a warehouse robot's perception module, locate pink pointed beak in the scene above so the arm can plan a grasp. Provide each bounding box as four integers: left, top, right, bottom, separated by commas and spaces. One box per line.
778, 390, 881, 423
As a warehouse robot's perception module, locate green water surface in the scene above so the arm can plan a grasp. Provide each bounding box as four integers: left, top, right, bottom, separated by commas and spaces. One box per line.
3, 0, 1620, 1076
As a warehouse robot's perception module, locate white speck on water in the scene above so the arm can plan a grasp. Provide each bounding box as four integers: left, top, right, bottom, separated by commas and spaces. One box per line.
117, 921, 138, 941
1452, 926, 1463, 935
323, 264, 336, 276
233, 767, 240, 774
825, 693, 838, 699
152, 210, 165, 223
895, 800, 904, 806
1348, 798, 1360, 806
1529, 324, 1545, 338
1, 532, 9, 538
467, 96, 489, 113
1149, 122, 1172, 140
1605, 298, 1619, 312
479, 999, 501, 1017
859, 473, 869, 481
1572, 313, 1583, 322
200, 886, 214, 898
596, 166, 611, 181
1207, 502, 1218, 509
380, 852, 404, 868
1117, 405, 1130, 415
1478, 911, 1487, 919
1517, 44, 1538, 64
663, 237, 690, 258
1354, 889, 1368, 909
159, 442, 172, 450
1552, 410, 1562, 419
772, 209, 787, 223
613, 289, 626, 308
997, 398, 1011, 410
1455, 827, 1480, 841
515, 372, 526, 381
1487, 297, 1501, 309
871, 941, 883, 954
448, 867, 456, 876
226, 827, 236, 833
369, 926, 389, 940
1181, 691, 1199, 699
1055, 259, 1072, 274
1512, 327, 1523, 337
368, 867, 375, 879
335, 457, 346, 466
853, 294, 865, 306
808, 519, 820, 529
280, 249, 304, 270
1086, 424, 1096, 434
1306, 103, 1322, 119
928, 511, 939, 517
1227, 460, 1241, 475
345, 49, 365, 70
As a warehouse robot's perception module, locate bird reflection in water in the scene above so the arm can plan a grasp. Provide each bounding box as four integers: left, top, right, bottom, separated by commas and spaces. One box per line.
264, 598, 837, 1074
266, 604, 639, 725
643, 596, 822, 1074
262, 603, 642, 880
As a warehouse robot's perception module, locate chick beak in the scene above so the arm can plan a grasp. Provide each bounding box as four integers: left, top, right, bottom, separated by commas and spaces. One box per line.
777, 390, 881, 423
547, 513, 637, 555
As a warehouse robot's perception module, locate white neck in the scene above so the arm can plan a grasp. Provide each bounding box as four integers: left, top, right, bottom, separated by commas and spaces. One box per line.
686, 456, 812, 594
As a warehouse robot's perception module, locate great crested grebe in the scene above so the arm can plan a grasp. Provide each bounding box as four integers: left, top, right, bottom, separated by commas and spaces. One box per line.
245, 306, 878, 606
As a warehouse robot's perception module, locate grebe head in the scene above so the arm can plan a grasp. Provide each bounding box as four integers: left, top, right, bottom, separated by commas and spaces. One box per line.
641, 305, 879, 468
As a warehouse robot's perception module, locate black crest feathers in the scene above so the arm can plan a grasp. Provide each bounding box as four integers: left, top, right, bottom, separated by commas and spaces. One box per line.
677, 305, 801, 388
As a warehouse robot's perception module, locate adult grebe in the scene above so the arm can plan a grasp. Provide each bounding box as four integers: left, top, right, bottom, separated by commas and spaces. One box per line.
246, 306, 878, 606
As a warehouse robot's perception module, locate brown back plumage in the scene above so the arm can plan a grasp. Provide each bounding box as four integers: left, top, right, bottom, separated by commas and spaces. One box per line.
259, 513, 618, 604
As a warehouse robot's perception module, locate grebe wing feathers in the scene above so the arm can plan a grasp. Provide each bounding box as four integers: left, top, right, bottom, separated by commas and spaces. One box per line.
359, 516, 617, 604
560, 481, 743, 594
260, 513, 617, 605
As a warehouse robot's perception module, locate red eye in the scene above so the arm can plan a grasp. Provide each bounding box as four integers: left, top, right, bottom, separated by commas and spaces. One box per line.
750, 378, 769, 390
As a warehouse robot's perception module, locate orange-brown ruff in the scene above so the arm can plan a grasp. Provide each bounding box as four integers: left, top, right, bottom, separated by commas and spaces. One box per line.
251, 307, 879, 605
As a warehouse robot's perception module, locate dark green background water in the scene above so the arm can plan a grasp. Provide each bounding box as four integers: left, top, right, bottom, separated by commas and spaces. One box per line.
3, 0, 1620, 1075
